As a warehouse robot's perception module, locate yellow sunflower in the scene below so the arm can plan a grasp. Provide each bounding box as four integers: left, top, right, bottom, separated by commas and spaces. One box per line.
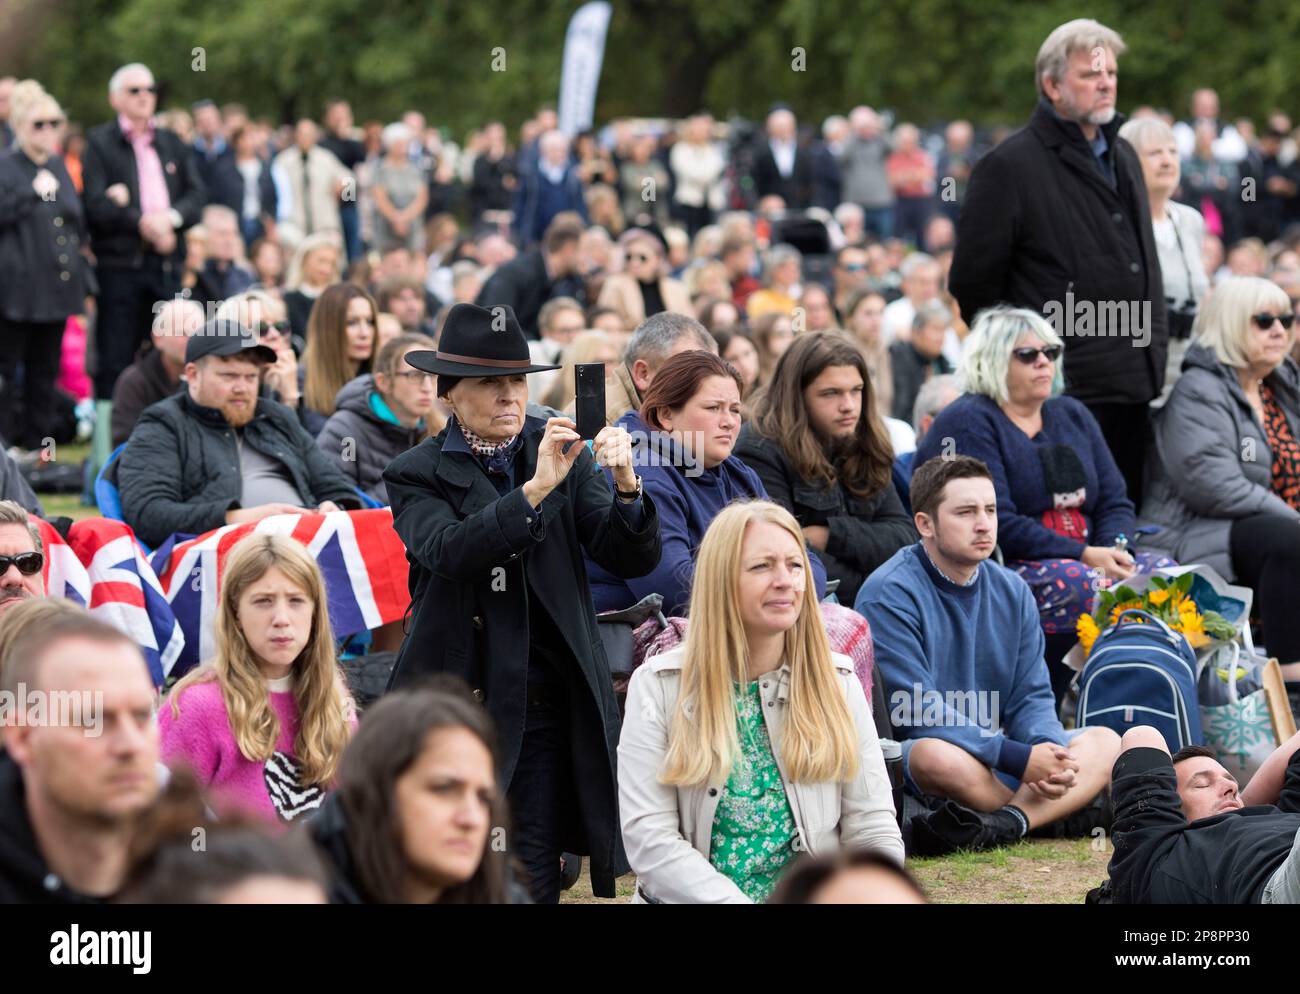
1077, 613, 1101, 655
1147, 588, 1171, 606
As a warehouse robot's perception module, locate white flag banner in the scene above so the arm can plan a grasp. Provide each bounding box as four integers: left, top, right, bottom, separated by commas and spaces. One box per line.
557, 1, 613, 137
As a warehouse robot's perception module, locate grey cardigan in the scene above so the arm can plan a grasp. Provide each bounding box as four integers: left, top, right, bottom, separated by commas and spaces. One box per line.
1139, 343, 1300, 578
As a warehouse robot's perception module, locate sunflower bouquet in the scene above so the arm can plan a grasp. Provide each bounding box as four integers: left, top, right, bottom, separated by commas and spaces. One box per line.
1075, 572, 1238, 657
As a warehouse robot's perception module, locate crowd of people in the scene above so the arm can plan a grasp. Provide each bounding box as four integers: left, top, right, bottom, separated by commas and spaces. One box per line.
3, 14, 1300, 905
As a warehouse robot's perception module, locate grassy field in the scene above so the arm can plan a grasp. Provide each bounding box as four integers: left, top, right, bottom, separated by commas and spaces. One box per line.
31, 442, 99, 521
560, 837, 1109, 904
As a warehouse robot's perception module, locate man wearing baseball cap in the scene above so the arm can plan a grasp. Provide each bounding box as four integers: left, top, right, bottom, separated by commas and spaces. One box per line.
115, 317, 361, 548
384, 301, 662, 904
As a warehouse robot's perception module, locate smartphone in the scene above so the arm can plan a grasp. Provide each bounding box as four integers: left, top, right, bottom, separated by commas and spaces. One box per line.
575, 363, 607, 440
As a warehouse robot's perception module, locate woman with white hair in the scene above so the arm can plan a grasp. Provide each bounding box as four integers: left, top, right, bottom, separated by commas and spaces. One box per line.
1118, 116, 1208, 403
0, 79, 87, 455
915, 306, 1172, 696
371, 123, 428, 254
1142, 277, 1300, 680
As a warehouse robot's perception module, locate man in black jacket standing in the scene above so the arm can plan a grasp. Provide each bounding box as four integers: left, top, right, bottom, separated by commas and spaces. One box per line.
1108, 725, 1300, 903
83, 63, 205, 405
948, 19, 1167, 506
475, 214, 584, 339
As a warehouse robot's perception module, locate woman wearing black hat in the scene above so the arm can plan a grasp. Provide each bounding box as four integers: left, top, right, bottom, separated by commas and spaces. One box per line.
383, 301, 661, 904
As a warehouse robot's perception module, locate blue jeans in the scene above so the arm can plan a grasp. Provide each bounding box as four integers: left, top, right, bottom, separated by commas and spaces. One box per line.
861, 206, 894, 240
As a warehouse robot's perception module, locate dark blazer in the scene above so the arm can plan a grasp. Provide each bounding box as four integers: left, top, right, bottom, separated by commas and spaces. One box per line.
115, 390, 360, 547
383, 414, 661, 897
82, 118, 206, 269
752, 141, 814, 208
475, 248, 554, 339
948, 103, 1168, 406
735, 424, 917, 606
0, 148, 89, 322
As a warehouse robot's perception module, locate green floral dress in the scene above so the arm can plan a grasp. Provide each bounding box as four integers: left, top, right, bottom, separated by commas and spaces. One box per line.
708, 680, 798, 902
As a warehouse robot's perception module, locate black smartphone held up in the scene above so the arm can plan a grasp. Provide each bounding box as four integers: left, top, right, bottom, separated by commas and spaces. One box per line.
574, 363, 607, 440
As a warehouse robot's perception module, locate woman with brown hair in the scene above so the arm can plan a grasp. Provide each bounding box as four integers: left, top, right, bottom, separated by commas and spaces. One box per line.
309, 681, 525, 903
299, 282, 377, 436
585, 349, 826, 615
736, 332, 916, 607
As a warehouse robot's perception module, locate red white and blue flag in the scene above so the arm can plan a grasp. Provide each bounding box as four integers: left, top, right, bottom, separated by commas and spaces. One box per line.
148, 509, 410, 677
38, 518, 185, 687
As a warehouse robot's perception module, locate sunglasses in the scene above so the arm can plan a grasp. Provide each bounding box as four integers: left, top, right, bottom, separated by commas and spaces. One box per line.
627, 253, 655, 264
256, 320, 290, 338
32, 119, 65, 131
127, 85, 157, 96
1252, 312, 1296, 331
0, 552, 43, 576
841, 263, 867, 272
1012, 345, 1063, 364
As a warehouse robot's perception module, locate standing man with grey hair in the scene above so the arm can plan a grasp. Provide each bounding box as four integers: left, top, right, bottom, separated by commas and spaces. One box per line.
604, 311, 717, 423
83, 63, 206, 456
948, 18, 1167, 507
753, 107, 813, 209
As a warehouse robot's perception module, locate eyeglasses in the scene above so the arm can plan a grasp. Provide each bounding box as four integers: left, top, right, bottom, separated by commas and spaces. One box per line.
1252, 312, 1296, 331
32, 119, 65, 131
0, 552, 43, 576
841, 263, 867, 272
126, 85, 157, 96
1011, 345, 1063, 364
627, 253, 654, 264
394, 371, 436, 384
256, 320, 290, 338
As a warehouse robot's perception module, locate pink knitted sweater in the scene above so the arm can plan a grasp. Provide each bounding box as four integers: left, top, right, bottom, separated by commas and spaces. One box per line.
160, 680, 351, 824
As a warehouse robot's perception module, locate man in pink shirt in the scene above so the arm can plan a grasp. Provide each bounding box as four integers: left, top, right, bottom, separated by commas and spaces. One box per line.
83, 63, 206, 410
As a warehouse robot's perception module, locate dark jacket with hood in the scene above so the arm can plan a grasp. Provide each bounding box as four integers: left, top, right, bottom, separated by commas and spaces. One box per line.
115, 390, 360, 548
316, 374, 425, 505
949, 102, 1168, 406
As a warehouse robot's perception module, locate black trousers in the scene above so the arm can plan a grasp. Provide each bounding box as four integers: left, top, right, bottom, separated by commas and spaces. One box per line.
0, 318, 66, 450
506, 662, 577, 905
94, 257, 179, 399
1230, 513, 1300, 663
1083, 400, 1151, 512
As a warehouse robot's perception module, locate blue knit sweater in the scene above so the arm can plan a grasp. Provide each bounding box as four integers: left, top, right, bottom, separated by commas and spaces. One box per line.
586, 410, 826, 615
855, 543, 1066, 777
914, 393, 1135, 561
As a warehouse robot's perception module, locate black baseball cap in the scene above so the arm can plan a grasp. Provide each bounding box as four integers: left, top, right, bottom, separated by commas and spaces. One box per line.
185, 318, 278, 365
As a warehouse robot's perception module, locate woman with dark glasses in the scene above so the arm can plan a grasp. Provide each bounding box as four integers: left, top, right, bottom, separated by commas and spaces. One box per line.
915, 306, 1172, 700
1142, 276, 1300, 695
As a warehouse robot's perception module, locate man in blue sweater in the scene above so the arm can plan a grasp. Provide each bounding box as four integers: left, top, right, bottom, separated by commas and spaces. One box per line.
856, 455, 1120, 854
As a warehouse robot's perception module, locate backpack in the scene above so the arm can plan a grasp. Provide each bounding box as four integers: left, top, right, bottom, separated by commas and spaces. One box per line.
1075, 608, 1203, 750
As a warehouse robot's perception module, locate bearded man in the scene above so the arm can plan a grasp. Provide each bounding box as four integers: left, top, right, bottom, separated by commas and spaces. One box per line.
115, 318, 359, 548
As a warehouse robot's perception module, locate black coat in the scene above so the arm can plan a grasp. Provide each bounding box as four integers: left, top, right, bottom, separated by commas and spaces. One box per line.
115, 390, 361, 547
949, 103, 1168, 406
752, 143, 814, 209
475, 249, 555, 340
82, 118, 206, 269
0, 148, 89, 322
734, 425, 917, 606
316, 374, 425, 504
383, 415, 661, 897
192, 142, 242, 213
0, 753, 103, 904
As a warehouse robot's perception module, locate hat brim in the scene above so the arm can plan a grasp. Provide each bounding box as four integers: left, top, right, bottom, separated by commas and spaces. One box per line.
404, 350, 560, 378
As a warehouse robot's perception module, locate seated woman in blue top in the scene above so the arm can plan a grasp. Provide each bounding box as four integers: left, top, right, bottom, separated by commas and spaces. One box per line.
914, 306, 1173, 640
587, 349, 825, 614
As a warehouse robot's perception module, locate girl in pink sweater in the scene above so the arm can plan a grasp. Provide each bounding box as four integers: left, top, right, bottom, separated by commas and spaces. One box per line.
160, 534, 357, 824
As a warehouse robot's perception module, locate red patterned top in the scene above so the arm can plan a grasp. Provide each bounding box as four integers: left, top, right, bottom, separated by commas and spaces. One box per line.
1261, 383, 1300, 511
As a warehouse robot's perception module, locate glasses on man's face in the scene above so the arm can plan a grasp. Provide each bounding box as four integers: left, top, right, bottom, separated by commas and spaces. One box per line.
1011, 345, 1063, 365
127, 85, 157, 96
395, 371, 436, 385
1252, 312, 1296, 331
32, 119, 64, 131
841, 263, 867, 272
0, 552, 43, 576
256, 321, 290, 339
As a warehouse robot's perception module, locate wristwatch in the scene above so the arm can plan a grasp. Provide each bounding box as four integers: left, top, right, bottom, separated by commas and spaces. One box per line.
615, 475, 643, 503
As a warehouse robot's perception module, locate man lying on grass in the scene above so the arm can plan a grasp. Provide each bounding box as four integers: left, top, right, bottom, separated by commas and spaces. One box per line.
1108, 724, 1300, 903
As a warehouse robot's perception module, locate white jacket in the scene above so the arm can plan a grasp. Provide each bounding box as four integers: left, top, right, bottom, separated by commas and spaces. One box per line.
618, 645, 904, 904
669, 141, 726, 211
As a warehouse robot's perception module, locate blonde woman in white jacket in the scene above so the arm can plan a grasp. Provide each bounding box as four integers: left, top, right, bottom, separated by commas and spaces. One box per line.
619, 500, 903, 903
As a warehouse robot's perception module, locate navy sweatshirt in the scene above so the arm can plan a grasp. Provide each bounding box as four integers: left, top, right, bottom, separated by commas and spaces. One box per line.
586, 410, 826, 615
914, 393, 1135, 561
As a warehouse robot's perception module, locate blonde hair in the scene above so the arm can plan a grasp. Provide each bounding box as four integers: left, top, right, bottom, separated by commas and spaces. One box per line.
1192, 276, 1294, 369
285, 233, 344, 291
167, 534, 354, 786
959, 305, 1063, 405
0, 598, 87, 687
215, 289, 286, 330
659, 500, 860, 787
9, 80, 62, 131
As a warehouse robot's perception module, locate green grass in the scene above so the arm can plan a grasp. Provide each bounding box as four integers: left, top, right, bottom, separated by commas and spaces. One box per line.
31, 442, 99, 520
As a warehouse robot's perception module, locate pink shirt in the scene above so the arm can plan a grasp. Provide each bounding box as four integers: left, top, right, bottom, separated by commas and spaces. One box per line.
159, 678, 355, 825
118, 113, 171, 216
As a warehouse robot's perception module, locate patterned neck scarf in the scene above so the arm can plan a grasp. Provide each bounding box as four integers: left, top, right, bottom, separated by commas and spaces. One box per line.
456, 418, 521, 475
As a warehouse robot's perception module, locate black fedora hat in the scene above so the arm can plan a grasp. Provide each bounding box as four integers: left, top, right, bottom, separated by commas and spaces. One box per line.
405, 303, 560, 378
